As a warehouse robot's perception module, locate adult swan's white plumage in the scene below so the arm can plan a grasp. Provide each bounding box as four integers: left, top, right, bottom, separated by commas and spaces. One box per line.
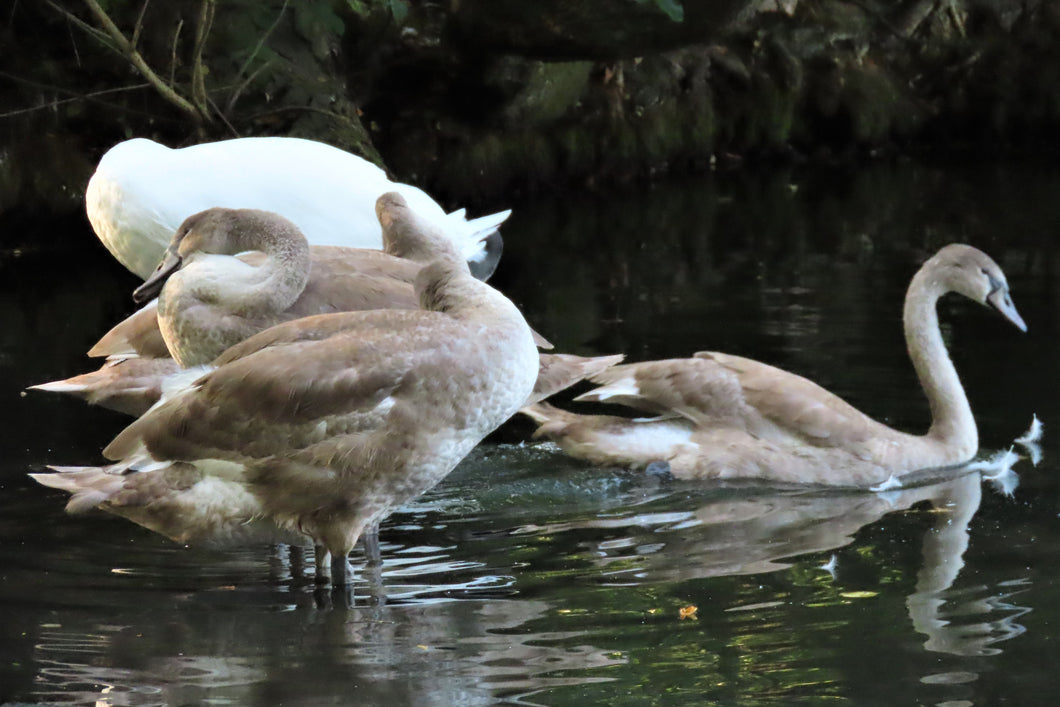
523, 244, 1027, 487
32, 193, 540, 586
86, 137, 509, 280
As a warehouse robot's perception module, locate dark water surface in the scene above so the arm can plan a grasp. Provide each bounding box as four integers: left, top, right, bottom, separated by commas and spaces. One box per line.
2, 158, 1060, 705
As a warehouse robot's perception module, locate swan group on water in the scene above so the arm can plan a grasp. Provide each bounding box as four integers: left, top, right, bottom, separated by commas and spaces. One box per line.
29, 136, 1032, 588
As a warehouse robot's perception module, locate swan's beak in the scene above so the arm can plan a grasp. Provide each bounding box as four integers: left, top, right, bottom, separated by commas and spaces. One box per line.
987, 287, 1027, 332
133, 248, 182, 304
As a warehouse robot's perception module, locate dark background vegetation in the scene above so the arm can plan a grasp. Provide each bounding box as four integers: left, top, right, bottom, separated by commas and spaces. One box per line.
2, 0, 1059, 239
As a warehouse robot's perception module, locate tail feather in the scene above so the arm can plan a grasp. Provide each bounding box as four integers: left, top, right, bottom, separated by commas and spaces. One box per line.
87, 298, 162, 357
440, 207, 510, 281
519, 402, 585, 439
27, 355, 179, 417
30, 467, 127, 514
457, 209, 511, 243
525, 353, 625, 407
159, 365, 213, 400
584, 362, 640, 387
27, 379, 91, 394
519, 401, 559, 425
575, 363, 645, 405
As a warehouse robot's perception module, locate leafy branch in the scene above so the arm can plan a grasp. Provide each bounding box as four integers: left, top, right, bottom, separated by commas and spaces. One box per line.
44, 0, 303, 132
77, 0, 215, 126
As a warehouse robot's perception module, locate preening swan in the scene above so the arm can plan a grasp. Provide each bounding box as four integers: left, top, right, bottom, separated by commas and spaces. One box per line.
86, 137, 509, 280
137, 205, 466, 368
31, 193, 540, 586
522, 244, 1026, 487
31, 203, 553, 414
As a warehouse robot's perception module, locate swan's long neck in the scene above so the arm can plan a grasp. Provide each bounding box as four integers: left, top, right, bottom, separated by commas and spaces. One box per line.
903, 268, 977, 457
417, 259, 538, 385
417, 261, 526, 333
220, 223, 311, 315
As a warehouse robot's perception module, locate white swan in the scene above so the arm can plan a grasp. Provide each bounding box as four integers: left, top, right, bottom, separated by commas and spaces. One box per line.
522, 244, 1026, 487
86, 137, 509, 280
31, 193, 540, 586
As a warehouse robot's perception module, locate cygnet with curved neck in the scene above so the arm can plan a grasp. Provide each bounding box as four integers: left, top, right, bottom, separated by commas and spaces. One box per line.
133, 208, 309, 367
522, 244, 1026, 487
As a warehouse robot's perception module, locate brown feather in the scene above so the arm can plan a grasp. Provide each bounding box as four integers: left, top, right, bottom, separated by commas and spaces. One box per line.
528, 244, 1025, 486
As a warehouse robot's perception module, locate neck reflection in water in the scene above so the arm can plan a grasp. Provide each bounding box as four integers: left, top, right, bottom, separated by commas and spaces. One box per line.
508, 462, 1031, 664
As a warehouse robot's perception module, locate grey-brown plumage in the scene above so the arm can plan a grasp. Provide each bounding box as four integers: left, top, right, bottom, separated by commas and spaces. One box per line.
31, 193, 540, 585
30, 201, 551, 415
145, 206, 414, 367
28, 355, 180, 417
522, 352, 624, 407
523, 244, 1026, 487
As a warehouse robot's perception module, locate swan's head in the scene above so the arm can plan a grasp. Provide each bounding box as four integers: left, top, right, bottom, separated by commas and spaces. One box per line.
375, 192, 465, 269
931, 244, 1026, 332
132, 208, 304, 304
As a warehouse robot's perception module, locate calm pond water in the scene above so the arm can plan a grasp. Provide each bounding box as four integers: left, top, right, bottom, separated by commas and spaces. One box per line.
2, 157, 1060, 705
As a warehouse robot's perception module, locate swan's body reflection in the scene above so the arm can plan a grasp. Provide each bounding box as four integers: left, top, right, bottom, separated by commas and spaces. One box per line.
511, 465, 1029, 660
28, 594, 624, 705
20, 458, 1032, 704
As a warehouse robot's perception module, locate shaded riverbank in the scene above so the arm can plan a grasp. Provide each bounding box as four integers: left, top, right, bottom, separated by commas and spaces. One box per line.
3, 0, 1060, 233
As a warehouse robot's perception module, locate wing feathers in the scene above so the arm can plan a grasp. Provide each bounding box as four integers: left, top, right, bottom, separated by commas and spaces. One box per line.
104, 311, 483, 464
577, 354, 879, 451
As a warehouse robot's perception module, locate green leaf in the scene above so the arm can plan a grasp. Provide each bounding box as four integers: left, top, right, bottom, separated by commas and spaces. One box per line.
345, 0, 370, 16
386, 0, 408, 24
637, 0, 684, 23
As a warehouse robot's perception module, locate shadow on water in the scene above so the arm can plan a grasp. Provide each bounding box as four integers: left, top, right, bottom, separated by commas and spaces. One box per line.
2, 153, 1060, 704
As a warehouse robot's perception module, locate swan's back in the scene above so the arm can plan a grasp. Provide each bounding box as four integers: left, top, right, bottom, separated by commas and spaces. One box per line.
580, 353, 885, 450
87, 137, 507, 279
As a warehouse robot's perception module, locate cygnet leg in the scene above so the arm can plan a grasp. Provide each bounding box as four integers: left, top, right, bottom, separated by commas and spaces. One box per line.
331, 552, 354, 586
361, 521, 385, 606
362, 521, 381, 567
314, 545, 331, 584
